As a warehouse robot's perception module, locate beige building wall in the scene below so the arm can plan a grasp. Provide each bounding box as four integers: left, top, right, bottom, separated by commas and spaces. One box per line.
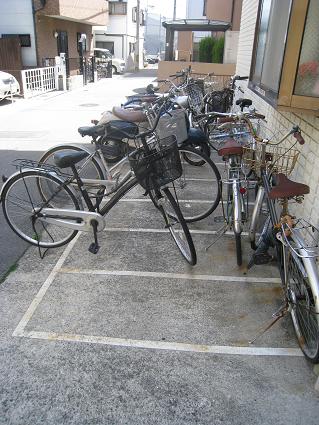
206, 0, 242, 31
235, 0, 319, 226
35, 16, 93, 66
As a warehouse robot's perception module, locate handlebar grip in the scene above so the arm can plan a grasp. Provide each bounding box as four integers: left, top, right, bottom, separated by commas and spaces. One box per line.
218, 117, 236, 124
253, 113, 266, 120
237, 76, 249, 80
293, 131, 305, 145
157, 79, 167, 83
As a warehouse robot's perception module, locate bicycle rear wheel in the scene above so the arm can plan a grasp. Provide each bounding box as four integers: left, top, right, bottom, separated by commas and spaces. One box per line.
287, 253, 319, 362
2, 170, 79, 248
150, 187, 197, 265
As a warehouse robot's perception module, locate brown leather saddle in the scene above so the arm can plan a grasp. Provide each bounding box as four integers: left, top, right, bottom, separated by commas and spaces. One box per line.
218, 138, 243, 157
269, 173, 309, 199
112, 106, 147, 123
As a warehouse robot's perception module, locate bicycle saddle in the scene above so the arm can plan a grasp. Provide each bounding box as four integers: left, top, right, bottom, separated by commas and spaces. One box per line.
269, 173, 310, 199
105, 120, 139, 139
218, 138, 243, 157
78, 125, 105, 138
112, 106, 147, 123
236, 98, 253, 109
54, 150, 89, 169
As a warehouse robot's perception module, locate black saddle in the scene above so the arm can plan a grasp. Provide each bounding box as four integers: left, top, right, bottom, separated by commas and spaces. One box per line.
78, 124, 105, 138
236, 98, 252, 110
54, 150, 89, 169
105, 120, 139, 140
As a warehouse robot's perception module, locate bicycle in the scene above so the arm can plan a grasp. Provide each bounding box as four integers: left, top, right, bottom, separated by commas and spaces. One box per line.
38, 92, 221, 223
0, 104, 197, 266
245, 125, 319, 362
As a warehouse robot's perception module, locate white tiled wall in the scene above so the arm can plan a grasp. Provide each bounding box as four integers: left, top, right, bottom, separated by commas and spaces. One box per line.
235, 0, 319, 227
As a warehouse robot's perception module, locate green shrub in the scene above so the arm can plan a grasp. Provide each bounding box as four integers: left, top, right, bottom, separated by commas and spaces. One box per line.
212, 37, 225, 64
199, 37, 215, 63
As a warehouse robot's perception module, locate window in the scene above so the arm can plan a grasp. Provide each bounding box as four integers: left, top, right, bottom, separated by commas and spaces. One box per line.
249, 0, 292, 106
1, 34, 31, 47
109, 1, 127, 15
132, 6, 137, 22
96, 41, 114, 55
203, 0, 207, 16
129, 42, 135, 54
293, 0, 319, 98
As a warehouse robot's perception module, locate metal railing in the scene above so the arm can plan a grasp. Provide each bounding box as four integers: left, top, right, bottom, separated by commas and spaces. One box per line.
21, 66, 57, 98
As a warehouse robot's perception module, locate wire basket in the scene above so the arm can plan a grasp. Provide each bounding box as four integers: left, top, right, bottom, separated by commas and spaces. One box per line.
185, 82, 204, 113
281, 218, 319, 258
205, 88, 234, 113
129, 136, 182, 191
243, 143, 299, 176
156, 109, 188, 146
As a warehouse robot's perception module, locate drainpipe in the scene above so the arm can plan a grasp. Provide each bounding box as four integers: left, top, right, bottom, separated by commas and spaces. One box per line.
31, 0, 47, 67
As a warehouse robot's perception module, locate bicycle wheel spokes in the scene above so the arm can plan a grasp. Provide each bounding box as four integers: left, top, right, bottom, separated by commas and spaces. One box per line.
172, 147, 220, 222
3, 172, 79, 248
288, 255, 319, 362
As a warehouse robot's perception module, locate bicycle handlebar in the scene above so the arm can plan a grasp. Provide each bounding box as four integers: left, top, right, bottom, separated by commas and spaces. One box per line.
293, 126, 305, 145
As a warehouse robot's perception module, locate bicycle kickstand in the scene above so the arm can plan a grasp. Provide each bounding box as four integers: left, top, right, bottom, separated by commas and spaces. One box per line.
249, 302, 288, 344
88, 220, 100, 254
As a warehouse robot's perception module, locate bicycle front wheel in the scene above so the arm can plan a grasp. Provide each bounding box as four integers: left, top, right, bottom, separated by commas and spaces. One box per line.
287, 253, 319, 362
2, 170, 80, 248
151, 187, 197, 265
172, 146, 221, 222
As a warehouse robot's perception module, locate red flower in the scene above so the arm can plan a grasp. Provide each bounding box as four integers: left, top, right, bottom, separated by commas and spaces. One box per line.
298, 61, 319, 77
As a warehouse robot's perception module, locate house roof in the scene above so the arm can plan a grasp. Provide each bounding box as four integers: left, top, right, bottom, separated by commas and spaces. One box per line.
162, 19, 231, 32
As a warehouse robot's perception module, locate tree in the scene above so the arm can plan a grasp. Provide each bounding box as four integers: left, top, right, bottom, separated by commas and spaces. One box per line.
199, 37, 215, 63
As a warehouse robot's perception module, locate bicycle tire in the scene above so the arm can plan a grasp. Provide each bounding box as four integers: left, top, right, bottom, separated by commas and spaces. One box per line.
2, 170, 80, 248
287, 253, 319, 362
149, 187, 197, 265
182, 140, 211, 166
235, 232, 242, 266
39, 144, 105, 181
169, 146, 221, 222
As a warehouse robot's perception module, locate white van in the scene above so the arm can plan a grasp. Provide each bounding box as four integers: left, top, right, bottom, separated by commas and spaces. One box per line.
93, 48, 126, 74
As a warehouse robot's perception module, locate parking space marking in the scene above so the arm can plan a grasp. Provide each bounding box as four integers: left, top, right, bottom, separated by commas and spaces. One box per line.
20, 330, 303, 357
117, 198, 256, 205
103, 227, 252, 236
59, 268, 281, 284
12, 234, 80, 338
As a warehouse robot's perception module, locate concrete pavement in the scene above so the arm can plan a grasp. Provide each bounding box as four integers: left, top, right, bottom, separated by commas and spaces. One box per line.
0, 72, 319, 424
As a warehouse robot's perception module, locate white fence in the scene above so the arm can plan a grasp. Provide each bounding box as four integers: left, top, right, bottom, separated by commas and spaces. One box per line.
21, 63, 66, 99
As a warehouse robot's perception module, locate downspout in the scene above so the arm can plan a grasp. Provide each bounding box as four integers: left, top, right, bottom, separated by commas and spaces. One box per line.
32, 0, 47, 66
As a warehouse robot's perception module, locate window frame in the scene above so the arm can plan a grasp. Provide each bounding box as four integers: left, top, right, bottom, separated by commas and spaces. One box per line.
109, 1, 127, 15
248, 0, 293, 107
1, 34, 31, 47
249, 0, 319, 115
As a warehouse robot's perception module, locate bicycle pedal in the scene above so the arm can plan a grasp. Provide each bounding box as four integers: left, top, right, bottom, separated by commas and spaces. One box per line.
88, 242, 100, 254
250, 252, 274, 267
214, 216, 225, 223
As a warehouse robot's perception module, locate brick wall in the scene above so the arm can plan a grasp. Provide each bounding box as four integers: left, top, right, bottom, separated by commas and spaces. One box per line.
236, 0, 319, 227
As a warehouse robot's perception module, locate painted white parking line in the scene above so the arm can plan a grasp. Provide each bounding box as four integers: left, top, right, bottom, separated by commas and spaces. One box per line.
103, 227, 252, 236
12, 234, 80, 337
20, 330, 303, 357
59, 268, 281, 284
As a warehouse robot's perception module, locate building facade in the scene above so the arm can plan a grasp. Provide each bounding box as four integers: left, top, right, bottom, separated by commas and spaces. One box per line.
0, 0, 108, 69
177, 0, 242, 63
235, 0, 319, 226
93, 0, 145, 70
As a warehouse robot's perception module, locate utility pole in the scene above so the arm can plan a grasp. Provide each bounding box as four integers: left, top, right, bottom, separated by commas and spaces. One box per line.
173, 0, 177, 20
135, 0, 140, 71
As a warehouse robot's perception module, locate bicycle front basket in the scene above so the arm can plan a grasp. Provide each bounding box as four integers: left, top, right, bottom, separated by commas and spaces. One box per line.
129, 136, 182, 191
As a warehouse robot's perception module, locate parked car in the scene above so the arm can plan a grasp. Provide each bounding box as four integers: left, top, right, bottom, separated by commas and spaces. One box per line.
93, 48, 126, 74
0, 71, 20, 101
